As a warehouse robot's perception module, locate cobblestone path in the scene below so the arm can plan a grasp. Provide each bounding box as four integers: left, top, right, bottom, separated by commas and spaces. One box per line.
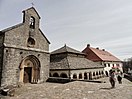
2, 77, 132, 99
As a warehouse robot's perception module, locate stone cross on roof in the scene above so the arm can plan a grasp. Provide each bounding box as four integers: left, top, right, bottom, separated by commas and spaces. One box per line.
31, 2, 34, 7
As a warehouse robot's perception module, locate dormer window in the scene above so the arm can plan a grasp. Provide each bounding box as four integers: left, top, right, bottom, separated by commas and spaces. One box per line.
27, 37, 35, 47
29, 16, 35, 29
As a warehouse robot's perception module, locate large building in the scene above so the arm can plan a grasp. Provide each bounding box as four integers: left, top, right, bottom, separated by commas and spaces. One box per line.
0, 7, 50, 86
1, 7, 120, 86
50, 45, 104, 80
82, 44, 123, 76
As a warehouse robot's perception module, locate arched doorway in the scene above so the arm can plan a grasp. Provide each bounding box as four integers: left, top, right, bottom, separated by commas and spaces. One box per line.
89, 72, 92, 80
93, 72, 95, 79
96, 71, 99, 79
49, 73, 52, 77
102, 71, 104, 77
105, 71, 109, 77
84, 72, 88, 80
73, 73, 77, 79
19, 55, 40, 83
60, 73, 68, 78
79, 73, 82, 79
53, 73, 59, 77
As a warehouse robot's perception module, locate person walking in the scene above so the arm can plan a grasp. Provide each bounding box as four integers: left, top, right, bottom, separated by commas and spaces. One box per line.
117, 69, 123, 84
109, 68, 116, 88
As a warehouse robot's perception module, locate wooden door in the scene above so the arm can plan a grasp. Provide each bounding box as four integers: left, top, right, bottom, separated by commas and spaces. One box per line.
23, 67, 32, 83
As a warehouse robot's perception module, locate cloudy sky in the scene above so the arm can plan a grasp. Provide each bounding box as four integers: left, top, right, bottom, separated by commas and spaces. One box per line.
0, 0, 132, 60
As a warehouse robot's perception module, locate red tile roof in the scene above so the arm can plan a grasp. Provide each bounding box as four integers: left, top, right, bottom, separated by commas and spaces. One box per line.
82, 45, 121, 62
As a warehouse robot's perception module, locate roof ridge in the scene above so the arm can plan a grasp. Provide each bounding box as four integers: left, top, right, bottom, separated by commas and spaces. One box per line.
64, 44, 68, 52
51, 45, 85, 55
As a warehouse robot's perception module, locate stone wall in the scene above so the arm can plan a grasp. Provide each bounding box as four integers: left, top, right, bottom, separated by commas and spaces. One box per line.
1, 47, 49, 86
47, 77, 71, 83
4, 24, 49, 52
0, 7, 50, 86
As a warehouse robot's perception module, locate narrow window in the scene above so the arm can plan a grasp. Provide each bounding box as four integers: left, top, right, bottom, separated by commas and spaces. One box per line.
84, 72, 87, 79
29, 16, 35, 29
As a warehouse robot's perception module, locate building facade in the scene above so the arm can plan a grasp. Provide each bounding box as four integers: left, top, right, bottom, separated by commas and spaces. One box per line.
0, 7, 50, 86
82, 44, 123, 76
50, 45, 104, 80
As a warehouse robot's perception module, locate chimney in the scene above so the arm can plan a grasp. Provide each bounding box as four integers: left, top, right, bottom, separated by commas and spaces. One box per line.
102, 49, 105, 51
96, 47, 99, 50
87, 44, 90, 47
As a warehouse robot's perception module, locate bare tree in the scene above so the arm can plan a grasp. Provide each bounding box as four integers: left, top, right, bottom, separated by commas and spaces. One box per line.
123, 57, 132, 74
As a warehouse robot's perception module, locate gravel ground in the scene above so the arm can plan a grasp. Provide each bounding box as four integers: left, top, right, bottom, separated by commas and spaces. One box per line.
1, 77, 132, 99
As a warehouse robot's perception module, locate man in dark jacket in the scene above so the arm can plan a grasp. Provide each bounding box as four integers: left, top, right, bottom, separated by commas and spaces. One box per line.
109, 68, 116, 88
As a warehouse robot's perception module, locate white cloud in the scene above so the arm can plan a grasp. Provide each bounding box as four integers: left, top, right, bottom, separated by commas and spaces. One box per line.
0, 0, 132, 60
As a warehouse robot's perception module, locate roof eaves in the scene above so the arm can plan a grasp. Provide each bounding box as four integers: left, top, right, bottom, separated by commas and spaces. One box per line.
1, 23, 23, 33
39, 29, 50, 44
51, 52, 65, 55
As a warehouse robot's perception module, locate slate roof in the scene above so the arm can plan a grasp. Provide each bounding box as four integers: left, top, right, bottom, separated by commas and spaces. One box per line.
50, 55, 104, 70
50, 57, 69, 70
68, 56, 103, 69
51, 45, 85, 55
50, 45, 104, 70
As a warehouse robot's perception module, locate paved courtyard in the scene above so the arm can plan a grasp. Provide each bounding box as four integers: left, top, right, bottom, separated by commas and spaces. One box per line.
1, 77, 132, 99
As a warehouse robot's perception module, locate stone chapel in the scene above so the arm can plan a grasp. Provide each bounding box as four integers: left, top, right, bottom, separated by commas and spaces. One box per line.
0, 7, 50, 86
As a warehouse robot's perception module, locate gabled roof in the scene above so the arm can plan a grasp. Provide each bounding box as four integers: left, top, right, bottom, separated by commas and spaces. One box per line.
0, 7, 50, 44
51, 45, 85, 55
82, 44, 121, 62
22, 7, 41, 19
90, 47, 121, 61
